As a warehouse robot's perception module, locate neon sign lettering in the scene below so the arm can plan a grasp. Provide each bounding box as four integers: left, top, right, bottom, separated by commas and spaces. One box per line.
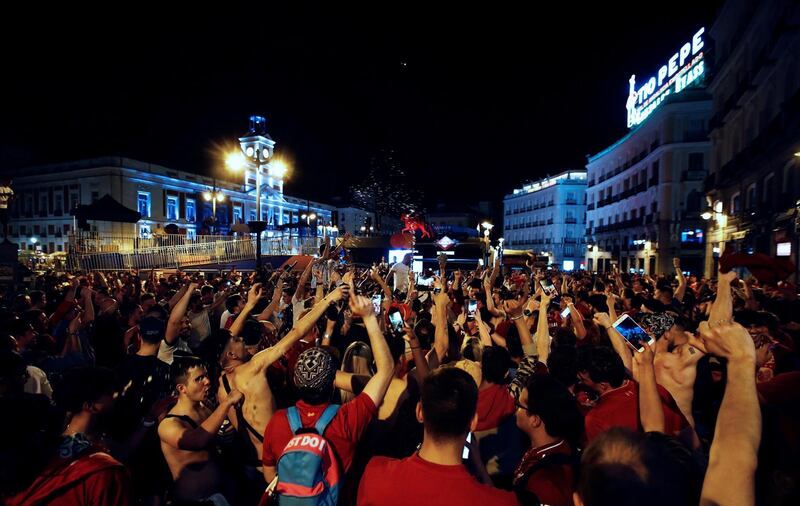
626, 27, 705, 128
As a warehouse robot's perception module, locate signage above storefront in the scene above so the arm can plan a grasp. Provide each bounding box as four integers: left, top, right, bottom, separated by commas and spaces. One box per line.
626, 27, 705, 128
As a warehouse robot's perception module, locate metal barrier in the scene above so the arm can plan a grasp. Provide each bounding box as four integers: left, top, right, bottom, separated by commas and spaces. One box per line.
68, 233, 332, 271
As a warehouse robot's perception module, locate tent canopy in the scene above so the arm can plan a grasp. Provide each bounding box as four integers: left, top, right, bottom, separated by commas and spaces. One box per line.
71, 194, 141, 223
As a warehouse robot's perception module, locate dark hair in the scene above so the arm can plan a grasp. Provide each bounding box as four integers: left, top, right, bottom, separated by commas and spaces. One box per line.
0, 351, 27, 394
141, 292, 156, 303
553, 327, 577, 349
481, 346, 511, 384
462, 337, 483, 362
524, 375, 584, 444
171, 356, 205, 389
420, 368, 478, 439
200, 285, 214, 296
29, 290, 45, 306
189, 292, 202, 308
547, 346, 579, 388
225, 294, 244, 313
242, 319, 264, 346
0, 394, 64, 497
583, 346, 626, 387
53, 366, 116, 415
387, 333, 406, 364
413, 320, 434, 349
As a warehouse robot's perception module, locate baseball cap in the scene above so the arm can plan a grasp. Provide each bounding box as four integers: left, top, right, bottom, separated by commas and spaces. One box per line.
139, 316, 166, 342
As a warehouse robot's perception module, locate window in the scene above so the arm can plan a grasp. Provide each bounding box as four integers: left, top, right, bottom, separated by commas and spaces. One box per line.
763, 174, 774, 204
688, 153, 704, 171
54, 194, 63, 214
187, 228, 196, 240
57, 244, 63, 252
20, 225, 27, 235
746, 183, 757, 209
186, 199, 196, 222
48, 225, 55, 234
730, 192, 742, 214
681, 229, 704, 243
166, 195, 179, 220
39, 195, 48, 216
91, 191, 99, 203
64, 224, 71, 233
138, 192, 151, 218
233, 205, 243, 224
138, 224, 151, 238
34, 225, 40, 234
650, 161, 659, 185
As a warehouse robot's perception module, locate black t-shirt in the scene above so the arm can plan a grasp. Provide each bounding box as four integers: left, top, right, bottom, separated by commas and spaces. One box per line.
113, 354, 171, 438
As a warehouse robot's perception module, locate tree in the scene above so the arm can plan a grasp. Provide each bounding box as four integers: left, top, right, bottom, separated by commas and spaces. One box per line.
350, 150, 425, 228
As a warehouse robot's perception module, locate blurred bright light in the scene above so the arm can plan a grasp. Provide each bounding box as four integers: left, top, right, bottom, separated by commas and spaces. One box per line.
203, 191, 212, 201
226, 152, 247, 172
270, 159, 289, 179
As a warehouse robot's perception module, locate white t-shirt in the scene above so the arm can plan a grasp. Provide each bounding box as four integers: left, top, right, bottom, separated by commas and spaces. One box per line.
188, 309, 211, 348
390, 262, 411, 293
219, 310, 232, 330
24, 365, 52, 398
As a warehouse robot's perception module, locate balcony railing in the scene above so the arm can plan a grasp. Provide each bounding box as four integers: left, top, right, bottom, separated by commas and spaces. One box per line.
565, 217, 577, 224
565, 199, 577, 205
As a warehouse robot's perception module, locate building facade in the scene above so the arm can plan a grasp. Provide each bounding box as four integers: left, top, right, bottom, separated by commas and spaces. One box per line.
586, 24, 712, 276
503, 171, 587, 270
335, 207, 376, 235
704, 0, 800, 277
5, 157, 336, 254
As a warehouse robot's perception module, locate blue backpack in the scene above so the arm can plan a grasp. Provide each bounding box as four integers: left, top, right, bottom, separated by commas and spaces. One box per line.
274, 405, 341, 506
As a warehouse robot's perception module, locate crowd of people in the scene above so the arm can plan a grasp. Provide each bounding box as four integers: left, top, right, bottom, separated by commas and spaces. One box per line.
1, 241, 798, 505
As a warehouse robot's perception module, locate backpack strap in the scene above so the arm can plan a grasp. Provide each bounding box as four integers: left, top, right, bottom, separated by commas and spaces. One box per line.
314, 404, 340, 435
286, 407, 303, 434
222, 374, 264, 442
164, 414, 199, 429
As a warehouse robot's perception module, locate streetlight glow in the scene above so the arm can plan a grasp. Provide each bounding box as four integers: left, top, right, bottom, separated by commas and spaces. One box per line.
270, 159, 289, 179
216, 193, 225, 202
309, 213, 317, 220
203, 191, 213, 201
701, 211, 713, 220
481, 221, 494, 230
226, 152, 247, 172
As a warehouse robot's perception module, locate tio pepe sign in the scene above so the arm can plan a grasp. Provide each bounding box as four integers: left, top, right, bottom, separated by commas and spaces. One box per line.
626, 27, 706, 128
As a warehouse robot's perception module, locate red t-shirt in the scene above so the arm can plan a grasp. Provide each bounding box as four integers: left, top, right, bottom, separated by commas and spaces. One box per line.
476, 383, 517, 432
515, 439, 575, 506
6, 452, 130, 506
357, 453, 518, 506
584, 380, 688, 442
262, 392, 377, 471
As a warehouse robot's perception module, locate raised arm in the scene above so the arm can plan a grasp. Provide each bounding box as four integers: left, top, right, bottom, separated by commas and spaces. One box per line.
246, 285, 349, 373
504, 297, 536, 358
256, 275, 287, 321
633, 343, 664, 433
699, 321, 760, 506
293, 258, 314, 302
483, 276, 504, 317
593, 312, 633, 373
673, 258, 687, 303
349, 294, 394, 406
168, 284, 190, 311
473, 308, 493, 348
564, 296, 586, 340
534, 292, 551, 362
166, 283, 197, 345
229, 283, 265, 338
158, 390, 242, 451
709, 271, 736, 327
431, 278, 451, 363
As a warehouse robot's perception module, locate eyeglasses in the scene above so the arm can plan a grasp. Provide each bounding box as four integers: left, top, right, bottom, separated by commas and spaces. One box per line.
514, 401, 529, 412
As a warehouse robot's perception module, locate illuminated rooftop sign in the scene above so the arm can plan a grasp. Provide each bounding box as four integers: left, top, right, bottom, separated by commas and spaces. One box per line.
626, 27, 705, 128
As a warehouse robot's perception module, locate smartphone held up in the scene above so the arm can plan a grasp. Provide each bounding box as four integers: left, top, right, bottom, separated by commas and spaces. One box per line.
611, 314, 654, 353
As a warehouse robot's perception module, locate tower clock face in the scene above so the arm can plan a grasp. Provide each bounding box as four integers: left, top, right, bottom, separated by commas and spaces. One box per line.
262, 148, 270, 159
246, 146, 254, 157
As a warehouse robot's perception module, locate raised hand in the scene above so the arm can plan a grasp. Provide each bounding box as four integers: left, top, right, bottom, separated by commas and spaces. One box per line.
327, 284, 350, 303
349, 294, 375, 318
246, 283, 263, 307
698, 320, 756, 364
593, 312, 612, 329
503, 297, 528, 318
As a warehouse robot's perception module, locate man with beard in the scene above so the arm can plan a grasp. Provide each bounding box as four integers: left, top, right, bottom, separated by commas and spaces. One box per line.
158, 356, 243, 503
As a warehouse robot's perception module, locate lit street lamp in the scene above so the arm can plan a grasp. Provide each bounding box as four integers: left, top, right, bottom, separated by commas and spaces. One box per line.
479, 221, 494, 266
202, 184, 226, 234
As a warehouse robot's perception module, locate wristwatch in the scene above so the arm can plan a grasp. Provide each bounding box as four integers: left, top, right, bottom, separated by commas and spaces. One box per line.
523, 308, 533, 317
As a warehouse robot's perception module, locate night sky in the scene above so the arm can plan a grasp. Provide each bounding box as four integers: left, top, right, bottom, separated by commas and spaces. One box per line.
1, 2, 721, 208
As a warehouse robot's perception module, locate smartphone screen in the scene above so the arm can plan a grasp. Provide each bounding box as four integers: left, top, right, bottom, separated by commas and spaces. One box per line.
462, 432, 472, 460
560, 306, 571, 319
612, 314, 654, 352
371, 294, 382, 315
539, 279, 558, 297
467, 300, 478, 320
389, 311, 404, 333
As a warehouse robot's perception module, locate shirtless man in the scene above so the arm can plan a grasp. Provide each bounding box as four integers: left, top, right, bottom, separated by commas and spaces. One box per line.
217, 282, 350, 468
158, 356, 243, 503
